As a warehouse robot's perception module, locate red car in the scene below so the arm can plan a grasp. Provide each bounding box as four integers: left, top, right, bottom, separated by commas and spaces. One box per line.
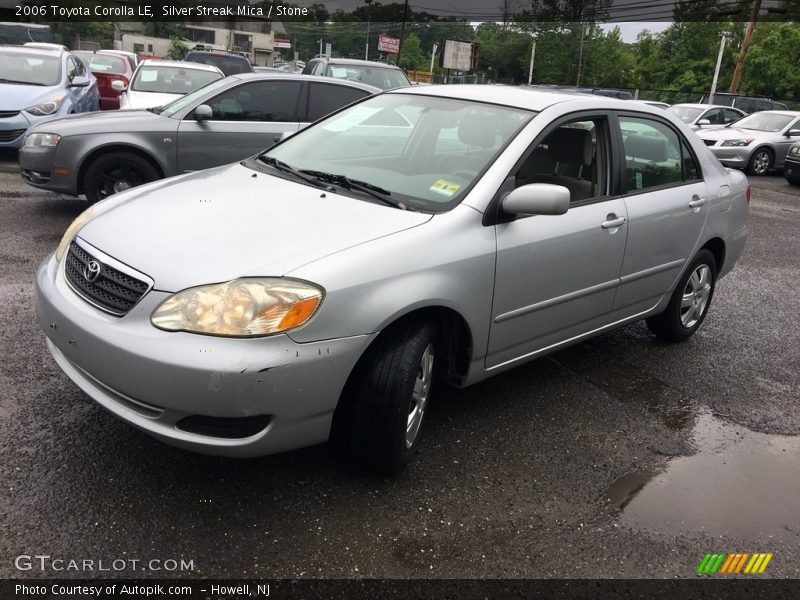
74, 51, 134, 110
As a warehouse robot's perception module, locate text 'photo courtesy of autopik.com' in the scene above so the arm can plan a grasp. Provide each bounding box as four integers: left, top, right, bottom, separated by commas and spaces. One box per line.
2, 0, 800, 598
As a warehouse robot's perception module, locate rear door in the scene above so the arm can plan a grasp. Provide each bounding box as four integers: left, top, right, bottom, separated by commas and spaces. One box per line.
176, 79, 303, 172
302, 82, 371, 125
613, 113, 709, 315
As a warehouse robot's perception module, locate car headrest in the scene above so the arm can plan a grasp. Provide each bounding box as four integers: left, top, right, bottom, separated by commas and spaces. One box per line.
625, 134, 668, 163
547, 127, 593, 166
457, 117, 496, 148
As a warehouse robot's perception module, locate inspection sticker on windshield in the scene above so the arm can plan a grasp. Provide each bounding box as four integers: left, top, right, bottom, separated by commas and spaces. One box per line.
430, 179, 461, 197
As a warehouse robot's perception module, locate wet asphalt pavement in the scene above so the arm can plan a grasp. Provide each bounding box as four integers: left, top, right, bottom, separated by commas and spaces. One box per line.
1, 149, 799, 579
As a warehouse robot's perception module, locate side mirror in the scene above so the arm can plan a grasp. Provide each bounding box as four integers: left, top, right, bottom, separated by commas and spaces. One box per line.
111, 80, 127, 92
194, 104, 213, 121
279, 130, 296, 142
502, 183, 570, 216
70, 76, 90, 88
787, 129, 800, 137
697, 119, 711, 127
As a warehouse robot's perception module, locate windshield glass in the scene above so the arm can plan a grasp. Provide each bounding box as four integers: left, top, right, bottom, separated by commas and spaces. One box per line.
75, 53, 127, 74
256, 94, 533, 212
667, 105, 704, 123
732, 112, 796, 132
160, 77, 231, 116
187, 53, 251, 76
0, 51, 61, 86
131, 65, 222, 95
327, 64, 409, 90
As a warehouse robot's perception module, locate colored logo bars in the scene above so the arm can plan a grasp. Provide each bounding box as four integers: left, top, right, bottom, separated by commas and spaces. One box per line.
697, 553, 773, 575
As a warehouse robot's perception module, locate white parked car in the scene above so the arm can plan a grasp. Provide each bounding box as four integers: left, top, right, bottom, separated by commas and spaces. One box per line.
113, 60, 223, 110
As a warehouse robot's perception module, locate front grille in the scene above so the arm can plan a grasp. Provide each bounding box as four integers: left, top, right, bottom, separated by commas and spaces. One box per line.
65, 241, 150, 316
0, 110, 20, 118
0, 129, 25, 142
703, 139, 717, 147
176, 415, 271, 439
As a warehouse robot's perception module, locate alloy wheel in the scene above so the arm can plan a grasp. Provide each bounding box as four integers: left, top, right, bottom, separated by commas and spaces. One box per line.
680, 264, 712, 328
406, 343, 434, 449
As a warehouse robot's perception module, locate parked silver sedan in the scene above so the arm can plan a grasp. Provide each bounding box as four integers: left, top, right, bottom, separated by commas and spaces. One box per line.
36, 86, 749, 473
667, 103, 745, 130
19, 73, 378, 203
696, 110, 800, 175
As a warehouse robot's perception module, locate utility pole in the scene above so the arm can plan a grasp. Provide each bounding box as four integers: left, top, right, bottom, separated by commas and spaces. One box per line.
318, 38, 322, 57
396, 0, 410, 66
430, 42, 438, 75
709, 32, 729, 104
527, 38, 536, 85
576, 23, 585, 86
729, 0, 761, 93
364, 0, 373, 61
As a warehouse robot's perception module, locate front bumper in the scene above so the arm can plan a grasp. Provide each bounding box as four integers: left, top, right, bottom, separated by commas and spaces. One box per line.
36, 254, 375, 457
785, 157, 800, 180
0, 110, 35, 149
704, 144, 753, 168
19, 141, 80, 196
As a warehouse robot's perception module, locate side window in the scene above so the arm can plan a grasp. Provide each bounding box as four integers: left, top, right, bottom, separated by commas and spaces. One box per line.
311, 61, 325, 76
620, 116, 689, 192
704, 108, 724, 125
724, 109, 742, 124
66, 57, 78, 82
203, 81, 301, 122
306, 83, 368, 122
513, 117, 607, 204
681, 140, 700, 181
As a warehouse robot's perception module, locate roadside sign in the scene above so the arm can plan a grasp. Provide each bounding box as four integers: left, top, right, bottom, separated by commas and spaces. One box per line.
378, 34, 400, 55
325, 42, 332, 58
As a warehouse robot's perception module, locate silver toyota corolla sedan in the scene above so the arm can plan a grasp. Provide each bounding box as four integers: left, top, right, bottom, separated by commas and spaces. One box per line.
36, 86, 749, 474
696, 110, 800, 175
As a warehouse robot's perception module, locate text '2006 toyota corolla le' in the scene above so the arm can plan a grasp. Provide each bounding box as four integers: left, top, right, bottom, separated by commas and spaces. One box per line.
36, 86, 749, 474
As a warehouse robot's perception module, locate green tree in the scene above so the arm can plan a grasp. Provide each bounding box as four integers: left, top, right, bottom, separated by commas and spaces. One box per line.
739, 22, 800, 99
167, 38, 188, 61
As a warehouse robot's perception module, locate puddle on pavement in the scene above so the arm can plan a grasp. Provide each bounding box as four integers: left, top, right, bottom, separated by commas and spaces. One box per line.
605, 410, 800, 542
549, 345, 693, 430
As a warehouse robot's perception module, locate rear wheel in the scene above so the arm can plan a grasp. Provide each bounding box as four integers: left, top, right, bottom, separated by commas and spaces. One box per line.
786, 176, 800, 187
346, 318, 437, 474
747, 148, 773, 176
646, 249, 717, 342
83, 152, 159, 204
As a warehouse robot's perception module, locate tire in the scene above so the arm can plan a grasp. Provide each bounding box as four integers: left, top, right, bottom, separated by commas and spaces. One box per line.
787, 176, 800, 187
646, 249, 717, 343
746, 147, 773, 176
83, 152, 159, 204
346, 318, 437, 474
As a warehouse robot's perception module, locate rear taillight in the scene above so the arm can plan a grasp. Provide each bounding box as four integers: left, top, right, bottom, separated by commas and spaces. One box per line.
745, 185, 751, 204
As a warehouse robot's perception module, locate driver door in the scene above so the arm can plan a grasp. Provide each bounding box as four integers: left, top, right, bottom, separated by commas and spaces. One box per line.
176, 80, 303, 172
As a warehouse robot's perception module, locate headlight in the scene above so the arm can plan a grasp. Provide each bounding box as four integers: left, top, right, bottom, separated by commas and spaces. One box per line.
151, 278, 324, 337
24, 95, 65, 116
790, 146, 800, 156
721, 138, 754, 147
55, 205, 95, 262
24, 132, 61, 147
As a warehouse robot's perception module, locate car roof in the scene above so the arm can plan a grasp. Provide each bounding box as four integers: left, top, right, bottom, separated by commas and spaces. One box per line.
388, 84, 632, 112
320, 58, 404, 71
671, 103, 741, 110
0, 45, 65, 56
137, 59, 223, 73
231, 72, 381, 94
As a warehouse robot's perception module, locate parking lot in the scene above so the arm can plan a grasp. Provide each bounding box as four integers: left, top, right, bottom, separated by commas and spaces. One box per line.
1, 147, 798, 579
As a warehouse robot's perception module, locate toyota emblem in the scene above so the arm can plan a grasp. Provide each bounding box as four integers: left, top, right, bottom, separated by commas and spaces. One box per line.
83, 260, 102, 282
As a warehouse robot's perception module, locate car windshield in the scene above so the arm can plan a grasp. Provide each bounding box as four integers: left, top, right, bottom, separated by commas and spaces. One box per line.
76, 53, 127, 74
327, 64, 409, 90
0, 51, 61, 86
667, 105, 704, 123
131, 66, 222, 95
160, 77, 231, 116
254, 94, 534, 212
732, 112, 796, 132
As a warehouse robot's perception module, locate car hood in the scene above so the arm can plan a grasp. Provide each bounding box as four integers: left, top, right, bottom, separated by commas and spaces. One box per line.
29, 108, 169, 135
123, 90, 181, 109
78, 163, 432, 291
697, 127, 770, 141
0, 83, 63, 111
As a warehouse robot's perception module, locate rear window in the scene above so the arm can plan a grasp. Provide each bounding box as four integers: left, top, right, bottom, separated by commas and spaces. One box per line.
131, 66, 223, 94
76, 53, 127, 74
186, 52, 251, 76
326, 64, 409, 90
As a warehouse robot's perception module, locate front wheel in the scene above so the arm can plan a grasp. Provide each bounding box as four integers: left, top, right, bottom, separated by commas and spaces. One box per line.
83, 152, 159, 204
646, 249, 717, 342
347, 318, 437, 474
747, 148, 773, 176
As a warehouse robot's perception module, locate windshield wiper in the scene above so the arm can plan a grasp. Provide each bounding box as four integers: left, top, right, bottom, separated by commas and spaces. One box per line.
147, 106, 165, 114
255, 156, 327, 189
298, 170, 410, 210
0, 78, 43, 85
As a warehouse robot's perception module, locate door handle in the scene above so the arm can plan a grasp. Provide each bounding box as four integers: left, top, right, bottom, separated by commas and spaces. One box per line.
601, 216, 627, 229
689, 197, 707, 209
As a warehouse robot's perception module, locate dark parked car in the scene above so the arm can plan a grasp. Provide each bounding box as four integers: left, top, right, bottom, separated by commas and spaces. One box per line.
185, 48, 253, 76
74, 50, 135, 110
19, 74, 379, 203
699, 92, 788, 113
785, 141, 800, 185
302, 57, 410, 90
